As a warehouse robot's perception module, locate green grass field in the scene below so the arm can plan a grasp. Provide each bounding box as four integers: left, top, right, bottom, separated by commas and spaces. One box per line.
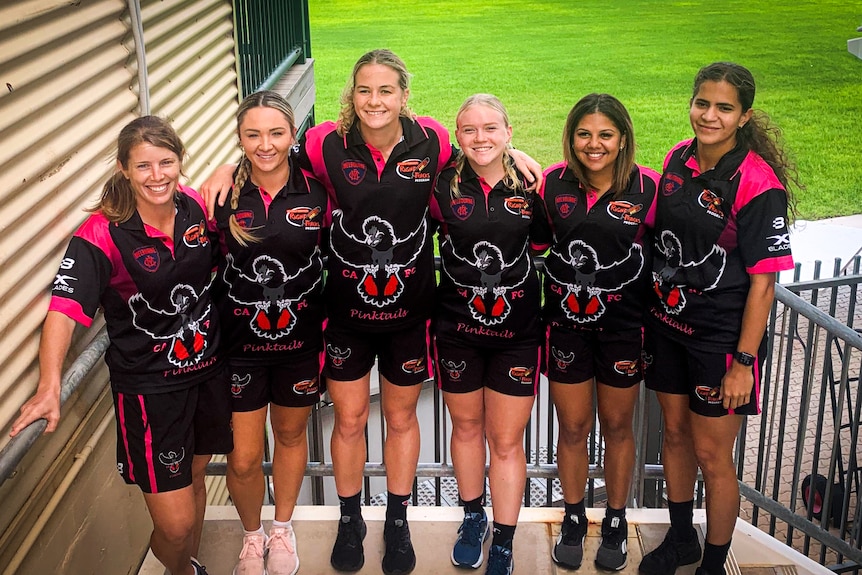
308, 0, 861, 219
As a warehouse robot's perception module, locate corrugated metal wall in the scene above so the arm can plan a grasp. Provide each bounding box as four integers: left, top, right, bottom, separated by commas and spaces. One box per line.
0, 0, 240, 562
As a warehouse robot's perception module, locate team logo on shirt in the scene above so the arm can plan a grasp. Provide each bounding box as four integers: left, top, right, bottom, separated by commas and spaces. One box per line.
652, 230, 725, 315
129, 283, 212, 368
613, 359, 640, 376
451, 197, 475, 221
222, 252, 322, 340
230, 373, 251, 396
698, 190, 725, 219
441, 359, 466, 381
342, 160, 367, 185
330, 211, 427, 307
441, 239, 532, 326
326, 344, 352, 368
402, 357, 426, 374
508, 366, 535, 384
504, 196, 532, 219
159, 449, 185, 475
662, 173, 684, 196
183, 220, 210, 248
396, 157, 431, 182
550, 347, 575, 372
607, 201, 643, 226
545, 240, 643, 323
293, 377, 319, 395
235, 210, 255, 229
555, 195, 578, 219
286, 206, 323, 230
766, 233, 791, 252
695, 385, 723, 405
134, 245, 160, 272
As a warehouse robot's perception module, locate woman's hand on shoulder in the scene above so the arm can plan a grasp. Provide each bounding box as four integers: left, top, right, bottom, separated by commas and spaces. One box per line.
200, 163, 237, 219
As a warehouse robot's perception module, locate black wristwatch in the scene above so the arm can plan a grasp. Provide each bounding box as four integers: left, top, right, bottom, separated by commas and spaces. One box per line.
733, 351, 755, 367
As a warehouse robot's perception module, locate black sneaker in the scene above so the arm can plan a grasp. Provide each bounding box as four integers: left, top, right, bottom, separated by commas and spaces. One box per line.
330, 514, 367, 572
552, 512, 587, 569
191, 558, 208, 575
638, 526, 701, 575
382, 518, 416, 575
484, 545, 513, 575
695, 567, 725, 575
595, 515, 628, 570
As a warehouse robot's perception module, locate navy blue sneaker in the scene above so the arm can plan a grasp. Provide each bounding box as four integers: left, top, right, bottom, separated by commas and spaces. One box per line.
484, 545, 513, 575
452, 510, 490, 568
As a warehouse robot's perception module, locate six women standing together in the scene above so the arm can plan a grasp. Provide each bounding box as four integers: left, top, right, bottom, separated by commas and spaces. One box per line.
12, 50, 797, 575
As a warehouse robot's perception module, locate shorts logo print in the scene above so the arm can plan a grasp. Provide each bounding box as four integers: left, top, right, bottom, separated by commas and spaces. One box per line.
341, 159, 367, 185
230, 373, 251, 396
293, 376, 319, 395
509, 366, 535, 384
551, 347, 575, 371
326, 344, 351, 368
159, 448, 185, 475
613, 359, 640, 376
441, 359, 466, 381
402, 357, 426, 374
695, 385, 722, 404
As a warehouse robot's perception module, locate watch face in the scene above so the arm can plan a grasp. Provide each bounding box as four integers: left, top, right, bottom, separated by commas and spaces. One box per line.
735, 351, 755, 366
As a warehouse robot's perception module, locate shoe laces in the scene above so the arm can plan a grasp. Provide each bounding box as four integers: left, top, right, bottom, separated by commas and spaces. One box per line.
268, 527, 296, 553
385, 518, 411, 554
601, 516, 626, 548
560, 513, 587, 545
336, 515, 363, 549
486, 545, 513, 575
458, 512, 486, 546
239, 533, 266, 559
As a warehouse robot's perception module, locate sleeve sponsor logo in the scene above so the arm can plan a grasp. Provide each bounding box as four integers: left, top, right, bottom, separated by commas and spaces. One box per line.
53, 273, 77, 294
766, 233, 791, 252
396, 157, 431, 182
341, 159, 367, 185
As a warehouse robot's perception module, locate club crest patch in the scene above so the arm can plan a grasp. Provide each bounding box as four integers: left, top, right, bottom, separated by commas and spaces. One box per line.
662, 172, 684, 196
555, 194, 578, 218
133, 246, 160, 272
342, 160, 367, 185
235, 210, 255, 229
451, 197, 475, 220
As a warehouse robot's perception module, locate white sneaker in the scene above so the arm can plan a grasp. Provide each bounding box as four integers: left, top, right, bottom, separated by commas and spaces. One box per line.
266, 526, 299, 575
233, 532, 266, 575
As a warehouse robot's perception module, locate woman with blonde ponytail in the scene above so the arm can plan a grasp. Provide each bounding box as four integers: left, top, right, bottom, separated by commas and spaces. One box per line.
430, 94, 546, 575
210, 90, 330, 575
12, 116, 231, 575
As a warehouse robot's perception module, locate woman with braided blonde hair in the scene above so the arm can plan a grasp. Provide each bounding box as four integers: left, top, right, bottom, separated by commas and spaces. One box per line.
212, 90, 331, 575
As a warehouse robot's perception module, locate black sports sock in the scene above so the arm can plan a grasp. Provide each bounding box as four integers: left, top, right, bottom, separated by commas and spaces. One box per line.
668, 499, 695, 537
491, 521, 516, 550
460, 494, 485, 514
386, 491, 410, 522
338, 491, 362, 517
701, 541, 730, 574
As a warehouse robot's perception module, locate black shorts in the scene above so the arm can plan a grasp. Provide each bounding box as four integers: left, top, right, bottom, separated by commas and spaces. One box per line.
323, 320, 431, 386
543, 325, 643, 388
433, 338, 540, 397
229, 352, 323, 411
643, 327, 765, 417
114, 366, 233, 493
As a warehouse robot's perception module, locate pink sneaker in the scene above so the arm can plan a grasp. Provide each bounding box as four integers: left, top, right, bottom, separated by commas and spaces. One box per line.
266, 526, 299, 575
233, 532, 266, 575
